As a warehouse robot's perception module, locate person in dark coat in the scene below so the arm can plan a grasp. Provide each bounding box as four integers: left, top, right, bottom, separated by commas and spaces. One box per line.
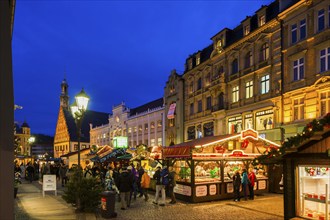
26, 162, 35, 183
117, 167, 133, 210
233, 170, 241, 202
168, 166, 177, 204
137, 163, 145, 197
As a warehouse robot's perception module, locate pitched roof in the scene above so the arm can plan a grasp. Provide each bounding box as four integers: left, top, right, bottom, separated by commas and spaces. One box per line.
63, 108, 109, 142
129, 98, 164, 116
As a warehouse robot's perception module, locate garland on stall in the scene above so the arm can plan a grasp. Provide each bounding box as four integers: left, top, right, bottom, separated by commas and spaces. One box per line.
253, 113, 330, 165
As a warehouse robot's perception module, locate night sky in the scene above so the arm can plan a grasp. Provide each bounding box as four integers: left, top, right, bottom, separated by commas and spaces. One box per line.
13, 0, 273, 136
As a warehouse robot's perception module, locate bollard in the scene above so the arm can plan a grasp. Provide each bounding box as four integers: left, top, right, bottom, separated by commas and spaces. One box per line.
100, 191, 117, 218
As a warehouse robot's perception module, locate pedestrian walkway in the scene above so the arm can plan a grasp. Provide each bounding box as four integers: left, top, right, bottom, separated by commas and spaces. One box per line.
15, 180, 286, 220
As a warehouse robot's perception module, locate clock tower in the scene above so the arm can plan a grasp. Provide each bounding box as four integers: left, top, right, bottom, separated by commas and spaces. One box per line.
60, 78, 69, 110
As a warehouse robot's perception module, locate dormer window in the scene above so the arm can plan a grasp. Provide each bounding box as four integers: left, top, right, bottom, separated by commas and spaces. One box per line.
196, 57, 200, 65
188, 59, 193, 70
259, 14, 266, 26
244, 25, 250, 35
217, 39, 222, 48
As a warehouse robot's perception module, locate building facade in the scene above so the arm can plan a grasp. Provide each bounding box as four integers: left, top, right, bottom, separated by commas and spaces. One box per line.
90, 98, 165, 149
14, 121, 32, 156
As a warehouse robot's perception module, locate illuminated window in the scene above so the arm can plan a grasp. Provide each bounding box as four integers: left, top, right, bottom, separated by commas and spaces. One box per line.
293, 58, 304, 81
128, 127, 132, 133
260, 43, 269, 62
168, 118, 174, 127
244, 25, 250, 35
260, 75, 270, 94
196, 57, 200, 65
320, 47, 330, 73
157, 138, 162, 146
320, 91, 330, 116
318, 9, 325, 32
151, 139, 155, 146
157, 120, 162, 127
144, 123, 148, 131
245, 80, 253, 99
259, 15, 266, 26
232, 86, 239, 103
134, 127, 137, 132
189, 81, 194, 93
150, 122, 155, 129
293, 98, 304, 120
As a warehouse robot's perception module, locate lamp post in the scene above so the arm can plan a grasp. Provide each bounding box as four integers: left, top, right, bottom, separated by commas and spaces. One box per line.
70, 88, 90, 169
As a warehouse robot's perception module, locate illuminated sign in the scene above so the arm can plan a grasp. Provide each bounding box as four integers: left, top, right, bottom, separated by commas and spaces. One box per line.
241, 129, 259, 140
113, 136, 128, 148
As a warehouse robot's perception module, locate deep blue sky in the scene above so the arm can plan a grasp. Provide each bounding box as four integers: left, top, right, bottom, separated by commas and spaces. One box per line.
13, 0, 273, 136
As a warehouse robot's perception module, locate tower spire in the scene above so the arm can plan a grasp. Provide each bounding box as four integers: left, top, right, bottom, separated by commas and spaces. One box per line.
60, 76, 69, 110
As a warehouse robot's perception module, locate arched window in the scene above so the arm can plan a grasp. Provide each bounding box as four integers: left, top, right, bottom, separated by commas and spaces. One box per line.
245, 51, 252, 68
231, 59, 239, 74
260, 43, 269, 62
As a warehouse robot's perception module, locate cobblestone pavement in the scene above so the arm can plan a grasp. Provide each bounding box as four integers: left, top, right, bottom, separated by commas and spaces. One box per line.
15, 180, 284, 220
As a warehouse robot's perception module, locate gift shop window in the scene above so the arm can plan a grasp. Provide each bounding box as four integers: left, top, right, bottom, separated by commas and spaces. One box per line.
297, 165, 330, 219
228, 116, 242, 134
255, 109, 273, 131
174, 160, 191, 183
195, 161, 221, 184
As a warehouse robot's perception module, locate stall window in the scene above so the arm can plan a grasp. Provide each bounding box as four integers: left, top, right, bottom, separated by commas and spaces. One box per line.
297, 165, 330, 219
173, 160, 191, 183
195, 161, 221, 184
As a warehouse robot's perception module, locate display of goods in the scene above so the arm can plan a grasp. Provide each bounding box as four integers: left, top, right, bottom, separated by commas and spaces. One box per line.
313, 194, 319, 199
319, 194, 326, 200
307, 193, 314, 198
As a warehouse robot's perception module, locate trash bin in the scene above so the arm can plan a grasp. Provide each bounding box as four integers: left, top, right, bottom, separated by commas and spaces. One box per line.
100, 191, 117, 218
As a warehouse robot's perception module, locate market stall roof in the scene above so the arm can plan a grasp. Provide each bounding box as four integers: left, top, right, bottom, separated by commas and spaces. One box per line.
60, 148, 90, 159
163, 129, 281, 159
163, 134, 233, 158
91, 148, 127, 163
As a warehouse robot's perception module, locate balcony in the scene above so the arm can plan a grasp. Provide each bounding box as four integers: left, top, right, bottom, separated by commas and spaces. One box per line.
229, 73, 239, 81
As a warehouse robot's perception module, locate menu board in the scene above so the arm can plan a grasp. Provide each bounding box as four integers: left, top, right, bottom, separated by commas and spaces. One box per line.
195, 185, 207, 197
209, 184, 217, 195
174, 184, 191, 196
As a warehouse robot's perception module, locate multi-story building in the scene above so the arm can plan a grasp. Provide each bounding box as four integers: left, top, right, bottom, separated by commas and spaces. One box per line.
280, 0, 330, 137
179, 0, 283, 143
14, 121, 32, 156
164, 70, 184, 146
90, 98, 165, 149
54, 79, 109, 158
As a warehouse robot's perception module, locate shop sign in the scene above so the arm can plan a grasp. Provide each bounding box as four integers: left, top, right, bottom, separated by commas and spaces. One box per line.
227, 183, 233, 193
174, 184, 191, 196
258, 180, 266, 190
241, 129, 258, 140
113, 136, 128, 148
192, 153, 223, 160
167, 103, 176, 119
196, 185, 207, 197
228, 150, 248, 157
209, 184, 217, 195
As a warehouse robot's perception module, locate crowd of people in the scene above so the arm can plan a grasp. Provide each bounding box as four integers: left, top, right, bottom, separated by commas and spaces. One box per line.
102, 163, 177, 210
233, 168, 257, 202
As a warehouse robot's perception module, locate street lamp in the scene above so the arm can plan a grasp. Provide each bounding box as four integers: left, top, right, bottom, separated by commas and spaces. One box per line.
70, 88, 89, 169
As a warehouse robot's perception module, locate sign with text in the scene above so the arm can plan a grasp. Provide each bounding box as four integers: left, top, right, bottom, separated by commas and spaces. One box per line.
241, 129, 259, 140
195, 185, 207, 197
113, 136, 128, 148
209, 184, 217, 195
174, 184, 191, 196
42, 175, 57, 197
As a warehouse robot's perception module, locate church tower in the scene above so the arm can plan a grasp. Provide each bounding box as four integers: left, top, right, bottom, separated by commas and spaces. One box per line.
60, 78, 69, 110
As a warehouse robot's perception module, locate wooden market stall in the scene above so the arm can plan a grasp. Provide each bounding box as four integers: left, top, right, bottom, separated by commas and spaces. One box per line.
162, 129, 280, 203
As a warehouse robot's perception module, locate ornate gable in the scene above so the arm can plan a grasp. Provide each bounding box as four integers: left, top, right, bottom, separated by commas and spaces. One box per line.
54, 107, 70, 144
